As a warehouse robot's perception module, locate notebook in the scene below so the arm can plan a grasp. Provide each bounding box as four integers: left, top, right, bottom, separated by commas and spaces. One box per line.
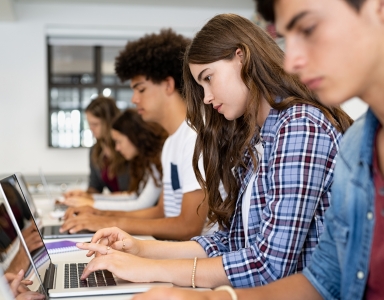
45, 240, 80, 254
3, 174, 94, 239
0, 179, 172, 298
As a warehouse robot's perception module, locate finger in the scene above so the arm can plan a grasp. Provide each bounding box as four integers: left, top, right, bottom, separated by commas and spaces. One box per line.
20, 291, 46, 300
80, 256, 109, 280
10, 269, 24, 296
90, 227, 117, 244
63, 207, 76, 220
21, 279, 33, 286
76, 242, 113, 256
17, 282, 30, 293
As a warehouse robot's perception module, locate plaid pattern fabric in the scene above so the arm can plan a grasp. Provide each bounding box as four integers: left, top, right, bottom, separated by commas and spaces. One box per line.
192, 104, 343, 287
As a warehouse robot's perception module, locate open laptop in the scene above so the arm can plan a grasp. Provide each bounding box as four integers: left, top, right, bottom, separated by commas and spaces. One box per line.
0, 181, 172, 298
2, 174, 94, 239
0, 191, 48, 300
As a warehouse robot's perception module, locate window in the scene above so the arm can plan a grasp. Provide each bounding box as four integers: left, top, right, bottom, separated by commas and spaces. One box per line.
48, 41, 134, 148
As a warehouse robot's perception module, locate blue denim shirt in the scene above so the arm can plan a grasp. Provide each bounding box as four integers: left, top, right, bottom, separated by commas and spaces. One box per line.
303, 108, 378, 299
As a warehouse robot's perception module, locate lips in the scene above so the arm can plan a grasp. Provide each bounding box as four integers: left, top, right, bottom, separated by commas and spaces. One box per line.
213, 104, 222, 112
302, 77, 323, 90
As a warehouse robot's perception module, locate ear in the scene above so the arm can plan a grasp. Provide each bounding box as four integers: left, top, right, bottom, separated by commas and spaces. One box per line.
164, 76, 176, 95
378, 0, 384, 22
235, 48, 244, 64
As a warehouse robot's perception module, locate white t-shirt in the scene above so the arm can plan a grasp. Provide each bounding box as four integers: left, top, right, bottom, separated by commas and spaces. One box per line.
93, 165, 162, 211
162, 121, 202, 217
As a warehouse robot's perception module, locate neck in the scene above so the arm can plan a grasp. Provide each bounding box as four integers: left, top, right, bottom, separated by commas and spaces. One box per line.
157, 93, 187, 135
257, 97, 272, 128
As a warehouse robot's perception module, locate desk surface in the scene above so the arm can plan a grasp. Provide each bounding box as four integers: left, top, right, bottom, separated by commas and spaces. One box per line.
34, 196, 159, 300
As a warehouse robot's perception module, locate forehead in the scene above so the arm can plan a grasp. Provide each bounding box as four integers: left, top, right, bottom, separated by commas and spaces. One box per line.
274, 0, 343, 33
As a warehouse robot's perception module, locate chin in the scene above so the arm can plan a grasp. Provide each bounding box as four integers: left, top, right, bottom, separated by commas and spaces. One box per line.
316, 90, 350, 107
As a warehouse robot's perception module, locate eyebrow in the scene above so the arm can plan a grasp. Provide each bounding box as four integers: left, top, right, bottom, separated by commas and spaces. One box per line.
131, 82, 144, 89
285, 11, 310, 31
197, 68, 209, 82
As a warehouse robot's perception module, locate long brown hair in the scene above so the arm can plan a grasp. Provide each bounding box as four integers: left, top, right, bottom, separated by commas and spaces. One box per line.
112, 109, 168, 194
85, 96, 126, 179
184, 13, 353, 229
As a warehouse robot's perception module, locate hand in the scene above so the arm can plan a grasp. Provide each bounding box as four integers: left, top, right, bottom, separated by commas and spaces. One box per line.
132, 287, 216, 300
63, 196, 94, 207
16, 292, 46, 300
63, 206, 100, 220
22, 224, 43, 253
60, 214, 114, 233
5, 270, 31, 295
76, 242, 151, 283
63, 189, 90, 198
82, 227, 141, 257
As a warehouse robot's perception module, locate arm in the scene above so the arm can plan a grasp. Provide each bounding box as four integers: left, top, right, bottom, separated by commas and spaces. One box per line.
93, 174, 162, 211
220, 117, 339, 287
131, 274, 321, 300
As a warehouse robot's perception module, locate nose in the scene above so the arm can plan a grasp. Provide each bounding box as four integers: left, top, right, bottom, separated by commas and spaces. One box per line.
131, 91, 140, 104
203, 88, 214, 105
283, 38, 306, 75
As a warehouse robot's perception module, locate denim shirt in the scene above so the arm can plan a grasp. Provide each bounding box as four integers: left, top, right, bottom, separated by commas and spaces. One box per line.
303, 108, 377, 300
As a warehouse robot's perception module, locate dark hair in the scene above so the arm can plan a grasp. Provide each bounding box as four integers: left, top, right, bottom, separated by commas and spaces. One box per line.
184, 13, 353, 229
115, 29, 190, 94
85, 96, 126, 178
256, 0, 366, 23
112, 109, 168, 194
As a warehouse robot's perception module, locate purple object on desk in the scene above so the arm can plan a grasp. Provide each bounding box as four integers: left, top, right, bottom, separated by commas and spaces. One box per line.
44, 240, 79, 254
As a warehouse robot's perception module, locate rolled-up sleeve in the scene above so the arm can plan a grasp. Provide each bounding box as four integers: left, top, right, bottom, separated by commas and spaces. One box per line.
191, 229, 230, 257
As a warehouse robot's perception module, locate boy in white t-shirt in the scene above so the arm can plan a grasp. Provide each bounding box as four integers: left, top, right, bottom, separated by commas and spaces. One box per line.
61, 29, 212, 241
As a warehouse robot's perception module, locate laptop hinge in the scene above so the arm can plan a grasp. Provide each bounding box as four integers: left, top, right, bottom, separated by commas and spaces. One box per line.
43, 263, 56, 290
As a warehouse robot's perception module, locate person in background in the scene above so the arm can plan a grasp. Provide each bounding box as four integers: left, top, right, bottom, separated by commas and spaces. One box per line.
61, 29, 211, 241
60, 109, 168, 231
74, 13, 352, 290
131, 0, 384, 298
63, 96, 129, 204
2, 269, 45, 300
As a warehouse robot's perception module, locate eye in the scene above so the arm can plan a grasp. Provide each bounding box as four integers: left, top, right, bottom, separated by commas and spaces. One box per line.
138, 89, 145, 93
204, 75, 211, 82
302, 24, 316, 37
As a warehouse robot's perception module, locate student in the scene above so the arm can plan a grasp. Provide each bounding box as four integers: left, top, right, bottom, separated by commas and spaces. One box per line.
63, 96, 129, 202
132, 0, 384, 299
60, 109, 167, 226
61, 29, 209, 241
75, 13, 352, 289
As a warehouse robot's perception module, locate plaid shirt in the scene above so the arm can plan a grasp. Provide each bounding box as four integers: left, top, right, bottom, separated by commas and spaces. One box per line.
192, 104, 343, 287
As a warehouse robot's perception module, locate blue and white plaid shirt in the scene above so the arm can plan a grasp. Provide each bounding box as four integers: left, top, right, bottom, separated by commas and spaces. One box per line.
192, 104, 343, 287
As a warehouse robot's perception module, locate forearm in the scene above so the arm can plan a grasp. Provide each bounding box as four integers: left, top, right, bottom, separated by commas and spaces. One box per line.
235, 274, 322, 300
149, 256, 229, 288
101, 204, 164, 219
137, 240, 207, 259
116, 216, 204, 241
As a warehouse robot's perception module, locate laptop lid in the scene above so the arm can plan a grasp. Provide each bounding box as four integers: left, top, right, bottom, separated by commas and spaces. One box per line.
14, 172, 40, 220
0, 185, 48, 299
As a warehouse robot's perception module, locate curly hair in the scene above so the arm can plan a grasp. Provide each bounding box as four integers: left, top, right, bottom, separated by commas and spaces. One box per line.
112, 109, 168, 194
115, 29, 190, 94
184, 14, 353, 229
256, 0, 366, 22
85, 96, 126, 179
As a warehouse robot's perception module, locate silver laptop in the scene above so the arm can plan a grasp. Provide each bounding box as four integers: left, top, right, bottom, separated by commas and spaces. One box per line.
2, 174, 94, 239
0, 191, 48, 299
0, 181, 172, 298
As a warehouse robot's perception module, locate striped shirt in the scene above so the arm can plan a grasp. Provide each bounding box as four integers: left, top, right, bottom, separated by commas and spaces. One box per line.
192, 104, 343, 287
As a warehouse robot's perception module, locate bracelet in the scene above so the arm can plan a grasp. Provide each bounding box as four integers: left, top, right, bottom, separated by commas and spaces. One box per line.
191, 257, 197, 288
214, 285, 238, 300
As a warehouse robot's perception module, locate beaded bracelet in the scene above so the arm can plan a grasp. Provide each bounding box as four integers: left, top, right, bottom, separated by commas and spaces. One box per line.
214, 285, 238, 300
191, 257, 197, 288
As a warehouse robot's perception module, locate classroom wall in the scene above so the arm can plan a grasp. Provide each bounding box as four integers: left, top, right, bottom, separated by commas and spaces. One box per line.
0, 2, 251, 175
0, 2, 368, 176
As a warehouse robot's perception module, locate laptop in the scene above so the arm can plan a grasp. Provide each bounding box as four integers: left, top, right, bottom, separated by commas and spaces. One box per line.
2, 174, 94, 239
0, 192, 48, 299
0, 181, 172, 298
38, 168, 68, 212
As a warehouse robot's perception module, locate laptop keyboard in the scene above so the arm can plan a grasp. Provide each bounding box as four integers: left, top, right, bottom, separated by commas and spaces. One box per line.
64, 263, 116, 288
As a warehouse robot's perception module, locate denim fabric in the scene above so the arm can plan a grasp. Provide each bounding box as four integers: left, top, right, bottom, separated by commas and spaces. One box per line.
303, 109, 378, 300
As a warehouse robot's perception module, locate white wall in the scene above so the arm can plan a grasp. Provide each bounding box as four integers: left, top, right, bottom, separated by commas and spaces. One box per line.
0, 2, 251, 175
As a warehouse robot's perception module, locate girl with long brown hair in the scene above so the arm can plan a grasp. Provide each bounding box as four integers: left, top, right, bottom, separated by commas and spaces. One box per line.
74, 13, 353, 289
60, 109, 168, 232
63, 96, 129, 204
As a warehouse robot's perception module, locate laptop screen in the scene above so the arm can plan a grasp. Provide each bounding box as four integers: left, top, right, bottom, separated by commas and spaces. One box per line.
0, 188, 48, 298
0, 175, 51, 294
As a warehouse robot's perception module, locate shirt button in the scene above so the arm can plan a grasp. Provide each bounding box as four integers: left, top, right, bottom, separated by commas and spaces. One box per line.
367, 212, 374, 220
357, 271, 365, 280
